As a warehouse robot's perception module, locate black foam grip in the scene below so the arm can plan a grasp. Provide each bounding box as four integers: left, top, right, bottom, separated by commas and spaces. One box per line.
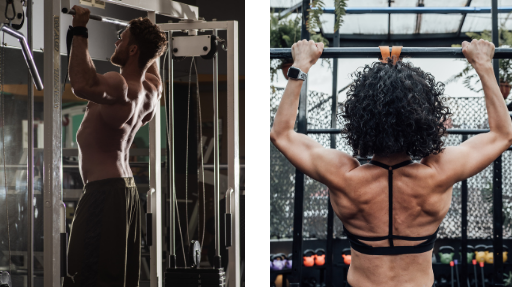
60, 233, 68, 277
146, 213, 153, 247
225, 213, 232, 247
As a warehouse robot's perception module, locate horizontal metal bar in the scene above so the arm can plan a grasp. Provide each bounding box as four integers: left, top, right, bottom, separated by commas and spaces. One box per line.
307, 129, 490, 134
103, 0, 199, 20
157, 21, 230, 32
324, 7, 512, 14
272, 6, 512, 15
270, 47, 512, 59
62, 8, 129, 26
0, 24, 43, 90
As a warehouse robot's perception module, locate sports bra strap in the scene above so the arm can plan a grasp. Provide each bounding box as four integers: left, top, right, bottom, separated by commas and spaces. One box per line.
369, 159, 413, 247
369, 159, 413, 170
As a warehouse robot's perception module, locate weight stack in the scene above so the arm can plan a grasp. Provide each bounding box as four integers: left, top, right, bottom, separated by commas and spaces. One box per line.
165, 267, 226, 287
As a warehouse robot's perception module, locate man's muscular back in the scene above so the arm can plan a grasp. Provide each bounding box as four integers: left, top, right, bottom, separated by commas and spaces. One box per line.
77, 74, 160, 183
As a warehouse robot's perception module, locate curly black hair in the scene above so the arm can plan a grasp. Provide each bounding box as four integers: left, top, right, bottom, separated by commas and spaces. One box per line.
340, 59, 451, 158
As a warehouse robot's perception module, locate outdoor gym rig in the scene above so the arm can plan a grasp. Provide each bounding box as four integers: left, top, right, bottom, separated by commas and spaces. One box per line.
270, 0, 507, 286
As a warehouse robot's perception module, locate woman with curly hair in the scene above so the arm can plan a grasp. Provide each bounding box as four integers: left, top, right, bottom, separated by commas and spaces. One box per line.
270, 39, 512, 287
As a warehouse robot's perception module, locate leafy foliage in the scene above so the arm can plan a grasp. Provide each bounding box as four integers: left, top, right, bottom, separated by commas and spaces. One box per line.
270, 11, 330, 85
505, 271, 512, 287
480, 181, 512, 230
450, 22, 512, 91
306, 0, 346, 34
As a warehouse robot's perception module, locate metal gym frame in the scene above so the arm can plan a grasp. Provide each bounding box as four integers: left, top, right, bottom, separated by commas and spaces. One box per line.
40, 0, 240, 286
270, 0, 506, 286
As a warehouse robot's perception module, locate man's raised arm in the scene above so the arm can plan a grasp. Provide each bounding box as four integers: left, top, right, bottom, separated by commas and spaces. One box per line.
68, 6, 127, 105
145, 60, 162, 94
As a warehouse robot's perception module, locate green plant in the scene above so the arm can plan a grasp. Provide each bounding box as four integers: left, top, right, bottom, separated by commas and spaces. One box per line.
450, 14, 512, 91
270, 11, 330, 86
505, 271, 512, 287
480, 181, 512, 230
307, 0, 347, 34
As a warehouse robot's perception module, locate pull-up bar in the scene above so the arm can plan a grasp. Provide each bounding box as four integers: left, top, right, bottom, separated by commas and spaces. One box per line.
324, 6, 512, 14
270, 47, 512, 59
276, 5, 512, 17
61, 8, 129, 27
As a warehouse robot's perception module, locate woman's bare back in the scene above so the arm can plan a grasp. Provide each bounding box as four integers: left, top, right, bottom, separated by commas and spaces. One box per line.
330, 161, 453, 287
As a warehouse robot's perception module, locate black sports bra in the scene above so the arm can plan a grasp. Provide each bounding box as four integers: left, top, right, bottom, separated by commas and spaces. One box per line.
343, 159, 439, 256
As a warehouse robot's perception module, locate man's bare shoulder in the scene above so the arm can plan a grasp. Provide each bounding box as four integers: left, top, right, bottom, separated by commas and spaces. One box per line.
144, 73, 162, 94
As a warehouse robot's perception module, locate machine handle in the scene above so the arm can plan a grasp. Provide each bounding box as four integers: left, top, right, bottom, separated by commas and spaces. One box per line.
146, 213, 153, 247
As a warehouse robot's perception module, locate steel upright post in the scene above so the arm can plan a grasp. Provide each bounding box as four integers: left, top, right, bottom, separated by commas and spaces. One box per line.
27, 0, 34, 285
461, 136, 468, 287
168, 31, 177, 269
227, 21, 241, 287
147, 11, 163, 287
44, 0, 62, 285
492, 0, 504, 284
325, 23, 339, 287
290, 1, 310, 286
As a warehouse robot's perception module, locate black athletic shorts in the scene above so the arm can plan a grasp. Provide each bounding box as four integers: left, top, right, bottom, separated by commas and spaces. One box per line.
63, 177, 141, 287
346, 281, 436, 287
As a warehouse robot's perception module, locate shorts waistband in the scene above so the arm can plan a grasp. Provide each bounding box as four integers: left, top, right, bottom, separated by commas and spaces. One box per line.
84, 177, 136, 190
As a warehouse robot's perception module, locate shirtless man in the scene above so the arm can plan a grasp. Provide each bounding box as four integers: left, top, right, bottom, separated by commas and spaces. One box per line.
63, 6, 167, 287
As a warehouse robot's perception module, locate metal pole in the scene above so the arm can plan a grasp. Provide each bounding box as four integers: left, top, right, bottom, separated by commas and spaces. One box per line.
491, 0, 504, 284
44, 0, 62, 285
321, 6, 512, 14
226, 21, 241, 287
168, 31, 176, 269
27, 0, 34, 285
270, 47, 512, 59
62, 9, 129, 27
290, 1, 309, 286
461, 136, 468, 287
147, 11, 162, 287
325, 22, 339, 287
307, 128, 492, 135
213, 28, 220, 262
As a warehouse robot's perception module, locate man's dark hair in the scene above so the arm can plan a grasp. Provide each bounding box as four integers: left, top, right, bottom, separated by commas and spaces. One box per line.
339, 59, 451, 158
128, 17, 167, 70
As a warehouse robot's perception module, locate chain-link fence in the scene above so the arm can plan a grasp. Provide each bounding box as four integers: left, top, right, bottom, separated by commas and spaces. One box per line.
270, 87, 512, 240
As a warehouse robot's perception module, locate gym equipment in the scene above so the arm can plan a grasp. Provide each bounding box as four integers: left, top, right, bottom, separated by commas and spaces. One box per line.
475, 245, 487, 263
341, 248, 351, 265
52, 1, 240, 287
432, 253, 437, 264
285, 253, 293, 269
270, 47, 512, 60
439, 246, 455, 264
62, 8, 129, 27
314, 248, 325, 266
504, 245, 509, 262
303, 249, 315, 267
459, 245, 474, 264
450, 261, 454, 287
454, 260, 460, 287
472, 260, 478, 287
479, 262, 485, 287
0, 24, 42, 90
0, 271, 11, 287
271, 254, 286, 271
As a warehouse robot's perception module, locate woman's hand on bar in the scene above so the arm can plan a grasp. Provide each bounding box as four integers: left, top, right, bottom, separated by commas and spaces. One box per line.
291, 40, 324, 74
